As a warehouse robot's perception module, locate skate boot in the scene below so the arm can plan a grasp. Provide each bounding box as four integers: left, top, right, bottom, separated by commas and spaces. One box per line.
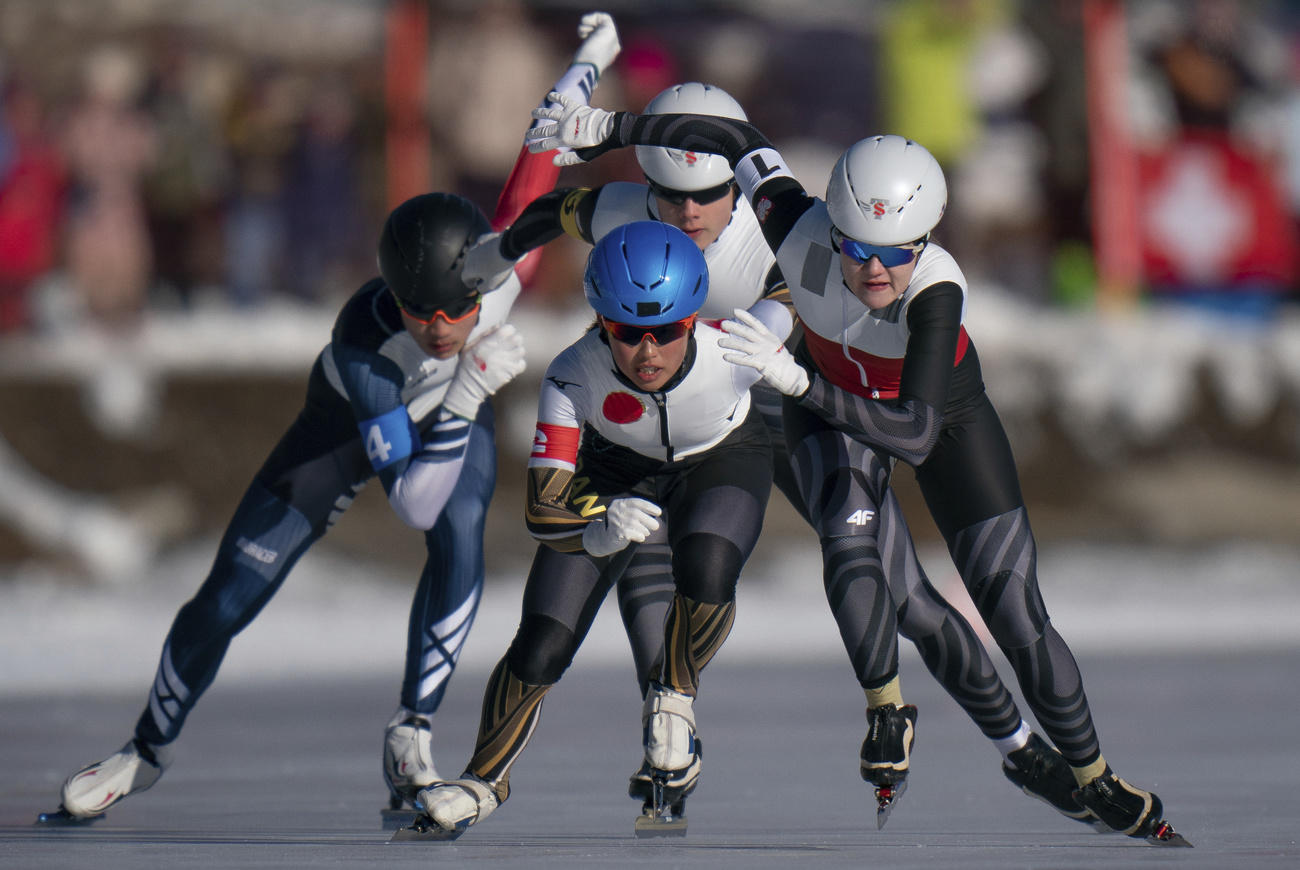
627, 740, 703, 804
636, 683, 698, 837
383, 706, 440, 810
1073, 766, 1191, 846
860, 703, 917, 828
628, 738, 702, 838
391, 775, 499, 841
57, 738, 170, 820
1001, 733, 1099, 827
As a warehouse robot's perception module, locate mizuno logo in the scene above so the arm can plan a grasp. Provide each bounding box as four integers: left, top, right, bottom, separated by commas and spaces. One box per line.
236, 537, 278, 564
548, 376, 579, 391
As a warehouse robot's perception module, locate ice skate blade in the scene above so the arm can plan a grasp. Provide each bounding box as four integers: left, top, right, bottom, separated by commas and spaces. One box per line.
1146, 821, 1192, 847
875, 780, 908, 829
388, 815, 466, 842
381, 807, 422, 830
635, 812, 687, 838
35, 808, 104, 827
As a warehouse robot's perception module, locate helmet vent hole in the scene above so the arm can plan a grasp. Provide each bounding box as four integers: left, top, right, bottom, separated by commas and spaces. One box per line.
637, 301, 662, 317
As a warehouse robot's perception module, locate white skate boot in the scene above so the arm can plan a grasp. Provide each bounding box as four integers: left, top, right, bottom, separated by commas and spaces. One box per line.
636, 683, 698, 837
59, 739, 170, 819
643, 683, 697, 773
390, 775, 499, 841
382, 706, 440, 810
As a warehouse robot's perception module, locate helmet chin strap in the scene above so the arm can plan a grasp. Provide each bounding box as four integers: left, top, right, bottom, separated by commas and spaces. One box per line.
839, 286, 872, 394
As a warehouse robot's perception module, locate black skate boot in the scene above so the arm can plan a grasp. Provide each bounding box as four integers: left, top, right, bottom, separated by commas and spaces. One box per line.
1073, 766, 1191, 846
1002, 733, 1099, 827
860, 704, 917, 828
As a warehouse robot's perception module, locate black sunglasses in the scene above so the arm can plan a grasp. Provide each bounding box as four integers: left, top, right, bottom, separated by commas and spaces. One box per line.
646, 178, 736, 207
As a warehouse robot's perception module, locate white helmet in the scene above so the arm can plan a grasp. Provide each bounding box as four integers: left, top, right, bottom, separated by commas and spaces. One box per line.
635, 82, 747, 191
825, 135, 947, 246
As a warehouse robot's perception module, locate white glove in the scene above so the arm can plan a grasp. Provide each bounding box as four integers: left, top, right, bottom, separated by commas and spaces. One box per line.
718, 307, 810, 397
441, 324, 527, 420
582, 497, 662, 557
573, 12, 620, 77
526, 91, 614, 166
460, 232, 515, 293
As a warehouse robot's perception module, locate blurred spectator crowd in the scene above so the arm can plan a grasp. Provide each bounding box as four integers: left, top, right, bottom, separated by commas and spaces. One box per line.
1, 0, 1299, 339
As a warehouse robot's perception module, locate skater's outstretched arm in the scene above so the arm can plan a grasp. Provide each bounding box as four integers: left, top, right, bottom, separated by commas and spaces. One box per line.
462, 11, 620, 292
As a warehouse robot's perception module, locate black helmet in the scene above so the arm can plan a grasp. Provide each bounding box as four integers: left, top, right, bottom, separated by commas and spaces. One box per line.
377, 192, 490, 317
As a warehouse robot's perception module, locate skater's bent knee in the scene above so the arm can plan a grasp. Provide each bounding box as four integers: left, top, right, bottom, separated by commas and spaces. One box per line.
507, 615, 575, 685
671, 534, 742, 603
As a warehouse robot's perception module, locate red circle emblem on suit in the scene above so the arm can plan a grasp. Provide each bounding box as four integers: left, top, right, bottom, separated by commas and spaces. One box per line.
602, 391, 645, 424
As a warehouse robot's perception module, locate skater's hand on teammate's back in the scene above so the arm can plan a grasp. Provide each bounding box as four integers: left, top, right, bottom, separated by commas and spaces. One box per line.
461, 232, 515, 293
527, 93, 614, 166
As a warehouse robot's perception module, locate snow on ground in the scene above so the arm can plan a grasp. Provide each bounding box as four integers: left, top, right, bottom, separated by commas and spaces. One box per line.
2, 535, 1298, 697
3, 285, 1299, 453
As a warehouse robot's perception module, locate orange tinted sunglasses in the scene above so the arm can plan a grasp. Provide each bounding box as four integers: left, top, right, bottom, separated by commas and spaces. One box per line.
395, 292, 482, 325
601, 315, 696, 346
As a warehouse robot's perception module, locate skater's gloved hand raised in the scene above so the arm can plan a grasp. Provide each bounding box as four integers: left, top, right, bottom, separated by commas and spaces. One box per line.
582, 497, 661, 557
461, 232, 516, 293
573, 12, 620, 77
441, 324, 526, 421
719, 307, 810, 397
526, 92, 616, 167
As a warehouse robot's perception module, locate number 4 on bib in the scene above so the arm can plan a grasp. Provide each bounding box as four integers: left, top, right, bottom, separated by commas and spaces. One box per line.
366, 424, 393, 465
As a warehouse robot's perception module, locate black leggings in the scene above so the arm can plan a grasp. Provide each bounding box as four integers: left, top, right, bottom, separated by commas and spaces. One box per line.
508, 416, 771, 686
916, 391, 1100, 767
783, 395, 1022, 740
464, 416, 772, 789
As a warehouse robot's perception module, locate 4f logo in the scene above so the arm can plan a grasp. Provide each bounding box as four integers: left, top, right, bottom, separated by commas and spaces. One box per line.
844, 509, 875, 526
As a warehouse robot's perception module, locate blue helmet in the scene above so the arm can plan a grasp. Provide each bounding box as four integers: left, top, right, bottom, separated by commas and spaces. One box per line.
583, 221, 708, 326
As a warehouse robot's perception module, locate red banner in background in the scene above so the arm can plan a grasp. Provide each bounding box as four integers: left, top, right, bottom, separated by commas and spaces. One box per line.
1083, 0, 1143, 304
1138, 130, 1297, 289
384, 0, 431, 211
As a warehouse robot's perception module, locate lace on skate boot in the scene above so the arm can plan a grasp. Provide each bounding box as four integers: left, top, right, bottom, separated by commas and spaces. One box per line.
1001, 733, 1099, 826
859, 704, 917, 828
1072, 767, 1192, 847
